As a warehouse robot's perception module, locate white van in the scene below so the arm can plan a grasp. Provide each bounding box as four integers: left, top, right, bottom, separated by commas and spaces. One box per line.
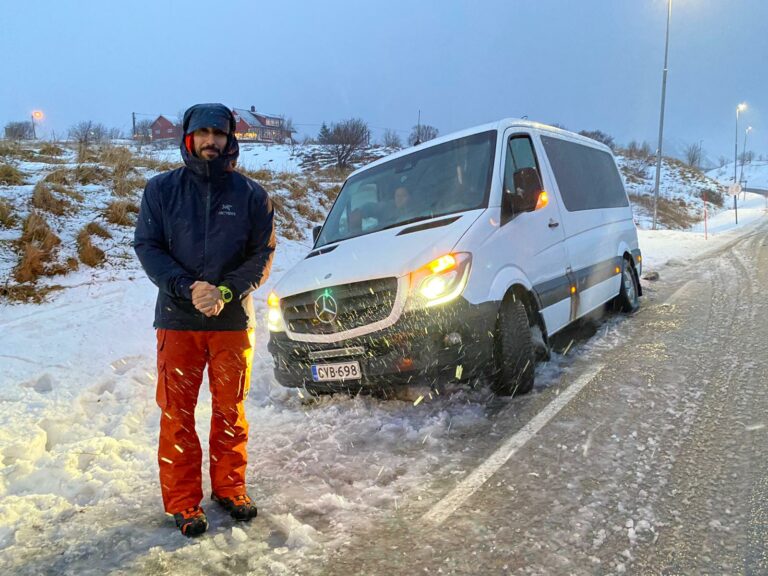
267, 119, 642, 395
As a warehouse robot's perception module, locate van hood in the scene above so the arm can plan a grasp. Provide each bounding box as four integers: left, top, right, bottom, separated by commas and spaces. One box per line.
274, 210, 484, 298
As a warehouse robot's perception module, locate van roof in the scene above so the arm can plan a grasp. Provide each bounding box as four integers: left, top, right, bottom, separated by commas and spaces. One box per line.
349, 118, 612, 178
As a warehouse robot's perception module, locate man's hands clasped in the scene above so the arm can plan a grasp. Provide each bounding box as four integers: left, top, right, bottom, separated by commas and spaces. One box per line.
191, 281, 226, 317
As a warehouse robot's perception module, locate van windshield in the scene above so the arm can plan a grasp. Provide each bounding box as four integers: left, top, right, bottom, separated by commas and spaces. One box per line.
316, 130, 497, 247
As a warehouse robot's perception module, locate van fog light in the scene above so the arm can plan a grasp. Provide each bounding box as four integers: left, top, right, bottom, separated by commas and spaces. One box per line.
444, 332, 462, 347
267, 291, 285, 332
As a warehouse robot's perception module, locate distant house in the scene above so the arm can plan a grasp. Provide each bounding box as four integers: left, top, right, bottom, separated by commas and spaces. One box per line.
150, 115, 181, 141
148, 106, 293, 144
232, 106, 294, 143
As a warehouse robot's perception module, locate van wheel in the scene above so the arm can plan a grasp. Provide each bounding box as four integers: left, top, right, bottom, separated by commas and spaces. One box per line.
615, 259, 640, 313
493, 299, 535, 396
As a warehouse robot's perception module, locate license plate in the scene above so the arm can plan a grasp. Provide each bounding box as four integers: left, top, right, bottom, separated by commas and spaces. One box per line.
311, 361, 361, 382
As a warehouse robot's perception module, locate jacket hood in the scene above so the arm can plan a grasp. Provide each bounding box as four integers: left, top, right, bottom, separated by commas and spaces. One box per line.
180, 103, 240, 181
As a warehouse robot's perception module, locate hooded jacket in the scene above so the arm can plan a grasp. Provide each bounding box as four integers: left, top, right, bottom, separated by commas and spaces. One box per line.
134, 105, 276, 331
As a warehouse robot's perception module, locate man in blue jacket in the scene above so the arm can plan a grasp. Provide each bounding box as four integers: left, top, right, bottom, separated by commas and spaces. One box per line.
134, 103, 275, 537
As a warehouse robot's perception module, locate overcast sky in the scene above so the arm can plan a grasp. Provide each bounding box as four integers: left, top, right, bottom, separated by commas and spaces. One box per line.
1, 0, 765, 160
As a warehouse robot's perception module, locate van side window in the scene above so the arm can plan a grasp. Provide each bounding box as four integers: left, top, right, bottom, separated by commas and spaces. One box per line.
503, 135, 540, 196
540, 135, 628, 211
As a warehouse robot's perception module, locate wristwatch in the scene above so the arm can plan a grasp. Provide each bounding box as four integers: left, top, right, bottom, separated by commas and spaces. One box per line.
217, 285, 233, 303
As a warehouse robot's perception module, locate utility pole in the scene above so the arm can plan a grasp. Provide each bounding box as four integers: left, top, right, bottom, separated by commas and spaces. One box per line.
132, 112, 137, 139
733, 103, 746, 225
652, 0, 672, 231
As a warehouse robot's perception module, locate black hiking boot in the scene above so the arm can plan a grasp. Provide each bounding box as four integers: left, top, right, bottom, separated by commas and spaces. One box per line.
173, 505, 208, 537
211, 492, 258, 521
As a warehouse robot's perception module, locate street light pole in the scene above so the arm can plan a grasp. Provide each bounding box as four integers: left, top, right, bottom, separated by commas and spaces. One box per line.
30, 110, 43, 140
734, 103, 747, 224
739, 126, 752, 184
652, 0, 672, 231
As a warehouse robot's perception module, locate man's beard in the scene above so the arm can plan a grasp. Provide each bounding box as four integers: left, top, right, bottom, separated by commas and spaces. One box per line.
200, 146, 221, 158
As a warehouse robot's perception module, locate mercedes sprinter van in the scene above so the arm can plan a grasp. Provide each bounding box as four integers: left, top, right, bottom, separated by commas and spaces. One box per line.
267, 119, 642, 395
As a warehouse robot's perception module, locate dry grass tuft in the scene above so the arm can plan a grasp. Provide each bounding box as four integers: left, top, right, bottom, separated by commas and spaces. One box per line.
112, 177, 133, 198
323, 184, 342, 204
0, 163, 26, 185
112, 175, 146, 197
0, 143, 36, 161
0, 198, 18, 228
318, 165, 353, 182
630, 194, 700, 230
74, 165, 109, 185
295, 202, 324, 222
101, 146, 137, 180
285, 179, 306, 200
32, 182, 71, 215
0, 282, 63, 303
698, 187, 725, 208
77, 145, 100, 164
137, 157, 182, 172
105, 200, 140, 226
101, 145, 133, 165
43, 169, 72, 186
21, 212, 61, 251
76, 228, 106, 267
0, 142, 18, 158
240, 167, 273, 181
39, 142, 65, 156
14, 243, 47, 283
50, 183, 84, 202
85, 221, 112, 239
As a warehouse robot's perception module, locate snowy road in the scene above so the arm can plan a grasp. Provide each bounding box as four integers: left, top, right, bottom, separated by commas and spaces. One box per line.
320, 221, 768, 575
1, 215, 767, 575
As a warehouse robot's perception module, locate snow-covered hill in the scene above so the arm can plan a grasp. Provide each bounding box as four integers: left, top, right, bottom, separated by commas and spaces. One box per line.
616, 153, 728, 229
707, 159, 768, 190
0, 139, 766, 574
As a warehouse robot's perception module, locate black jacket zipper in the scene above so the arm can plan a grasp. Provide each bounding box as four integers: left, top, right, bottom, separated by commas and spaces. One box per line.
202, 164, 211, 328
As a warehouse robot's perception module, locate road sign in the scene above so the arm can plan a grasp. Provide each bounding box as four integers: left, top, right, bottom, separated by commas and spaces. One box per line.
728, 183, 742, 196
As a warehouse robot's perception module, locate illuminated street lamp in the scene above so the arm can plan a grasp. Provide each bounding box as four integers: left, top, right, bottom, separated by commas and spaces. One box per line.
733, 102, 747, 223
31, 110, 44, 139
652, 0, 672, 231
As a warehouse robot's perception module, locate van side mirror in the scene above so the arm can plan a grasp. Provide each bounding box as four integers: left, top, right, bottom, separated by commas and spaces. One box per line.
505, 167, 543, 214
312, 225, 322, 243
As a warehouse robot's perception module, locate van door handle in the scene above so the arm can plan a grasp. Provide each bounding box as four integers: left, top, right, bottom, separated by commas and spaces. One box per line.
548, 219, 560, 228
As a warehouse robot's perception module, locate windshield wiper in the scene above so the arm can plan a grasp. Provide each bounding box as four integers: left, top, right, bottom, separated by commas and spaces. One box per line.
379, 215, 437, 232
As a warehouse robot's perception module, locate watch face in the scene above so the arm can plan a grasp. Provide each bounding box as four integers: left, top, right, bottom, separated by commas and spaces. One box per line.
218, 286, 233, 302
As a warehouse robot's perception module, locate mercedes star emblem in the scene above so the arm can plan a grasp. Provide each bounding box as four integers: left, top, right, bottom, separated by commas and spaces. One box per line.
314, 293, 338, 324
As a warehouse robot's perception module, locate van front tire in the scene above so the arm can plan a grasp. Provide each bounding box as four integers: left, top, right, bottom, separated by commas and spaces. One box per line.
493, 298, 535, 396
615, 259, 640, 313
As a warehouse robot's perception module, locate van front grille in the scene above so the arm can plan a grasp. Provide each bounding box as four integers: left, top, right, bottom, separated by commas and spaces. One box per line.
281, 277, 398, 335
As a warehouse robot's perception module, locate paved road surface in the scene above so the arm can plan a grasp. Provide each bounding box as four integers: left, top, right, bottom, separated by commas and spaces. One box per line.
320, 221, 768, 575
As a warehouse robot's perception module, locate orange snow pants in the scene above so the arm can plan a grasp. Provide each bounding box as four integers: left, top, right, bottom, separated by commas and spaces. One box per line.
155, 328, 253, 514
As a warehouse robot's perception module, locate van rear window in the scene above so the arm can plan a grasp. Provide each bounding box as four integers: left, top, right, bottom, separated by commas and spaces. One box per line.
541, 136, 628, 211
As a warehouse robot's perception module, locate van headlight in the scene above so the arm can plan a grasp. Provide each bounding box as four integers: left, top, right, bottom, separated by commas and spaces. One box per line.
267, 291, 285, 332
407, 253, 472, 308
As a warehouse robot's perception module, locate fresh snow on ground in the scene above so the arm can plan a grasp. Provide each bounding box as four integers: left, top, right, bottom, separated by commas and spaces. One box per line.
638, 192, 767, 272
707, 159, 768, 189
1, 141, 766, 574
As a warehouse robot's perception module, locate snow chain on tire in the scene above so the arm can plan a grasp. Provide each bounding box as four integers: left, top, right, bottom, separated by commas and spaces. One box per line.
493, 298, 535, 396
615, 258, 640, 313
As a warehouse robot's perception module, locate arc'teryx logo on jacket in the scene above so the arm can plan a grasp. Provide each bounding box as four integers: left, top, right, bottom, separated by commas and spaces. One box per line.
134, 121, 276, 331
